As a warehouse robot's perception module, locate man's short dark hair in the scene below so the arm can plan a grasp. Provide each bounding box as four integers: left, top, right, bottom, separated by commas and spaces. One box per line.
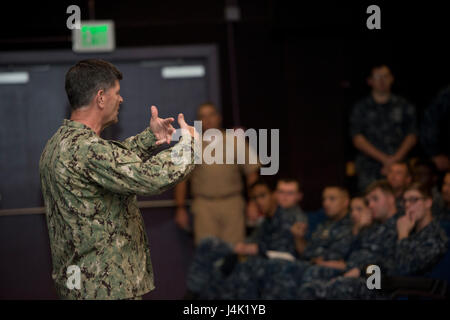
405, 182, 433, 200
65, 59, 123, 110
367, 62, 392, 78
276, 177, 302, 192
324, 185, 350, 199
365, 179, 395, 197
249, 178, 274, 192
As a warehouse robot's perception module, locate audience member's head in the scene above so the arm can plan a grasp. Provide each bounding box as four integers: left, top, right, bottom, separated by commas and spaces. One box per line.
322, 186, 350, 219
442, 171, 450, 208
365, 180, 397, 221
275, 178, 303, 209
387, 161, 412, 197
350, 196, 373, 227
403, 182, 433, 227
367, 63, 394, 95
196, 102, 221, 131
411, 158, 438, 190
249, 179, 277, 218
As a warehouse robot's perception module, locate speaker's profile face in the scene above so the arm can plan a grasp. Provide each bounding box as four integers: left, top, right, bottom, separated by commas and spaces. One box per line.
103, 80, 123, 125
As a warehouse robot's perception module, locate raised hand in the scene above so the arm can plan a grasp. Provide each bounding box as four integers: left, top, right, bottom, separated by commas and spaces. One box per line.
177, 112, 199, 140
149, 105, 176, 145
396, 210, 415, 240
290, 221, 308, 239
343, 267, 361, 278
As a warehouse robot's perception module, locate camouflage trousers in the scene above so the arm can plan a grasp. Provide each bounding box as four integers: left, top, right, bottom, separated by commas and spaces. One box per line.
258, 261, 344, 299
187, 238, 277, 299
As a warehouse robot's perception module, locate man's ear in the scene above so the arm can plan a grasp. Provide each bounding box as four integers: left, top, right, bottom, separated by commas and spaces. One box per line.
96, 89, 106, 109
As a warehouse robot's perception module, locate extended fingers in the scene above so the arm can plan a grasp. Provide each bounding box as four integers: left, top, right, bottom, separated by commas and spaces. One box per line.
151, 105, 158, 119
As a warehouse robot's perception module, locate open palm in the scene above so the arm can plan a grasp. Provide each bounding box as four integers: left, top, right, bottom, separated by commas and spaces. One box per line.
149, 105, 175, 145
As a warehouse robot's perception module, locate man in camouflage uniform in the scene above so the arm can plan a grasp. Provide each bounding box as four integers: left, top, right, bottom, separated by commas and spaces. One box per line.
298, 181, 448, 300
421, 85, 450, 173
39, 59, 198, 300
350, 64, 417, 191
185, 179, 306, 299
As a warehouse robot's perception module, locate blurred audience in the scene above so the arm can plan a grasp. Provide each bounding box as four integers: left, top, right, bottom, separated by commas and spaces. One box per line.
185, 178, 305, 299
298, 181, 447, 299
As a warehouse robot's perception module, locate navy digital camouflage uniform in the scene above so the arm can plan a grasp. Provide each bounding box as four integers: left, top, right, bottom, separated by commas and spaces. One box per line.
299, 222, 379, 287
421, 85, 450, 158
186, 205, 306, 299
39, 119, 196, 299
296, 213, 399, 299
254, 214, 354, 299
350, 94, 418, 191
298, 218, 448, 299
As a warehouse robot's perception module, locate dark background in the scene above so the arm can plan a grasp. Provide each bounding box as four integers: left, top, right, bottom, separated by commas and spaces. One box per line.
2, 0, 449, 209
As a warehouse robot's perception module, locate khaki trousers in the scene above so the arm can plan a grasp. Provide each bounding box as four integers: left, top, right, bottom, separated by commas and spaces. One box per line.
191, 195, 245, 246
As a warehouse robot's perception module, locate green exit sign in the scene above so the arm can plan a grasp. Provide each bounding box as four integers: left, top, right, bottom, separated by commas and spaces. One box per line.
72, 20, 115, 52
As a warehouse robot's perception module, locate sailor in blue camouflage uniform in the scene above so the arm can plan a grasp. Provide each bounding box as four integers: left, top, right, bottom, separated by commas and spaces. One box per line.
186, 179, 305, 299
298, 196, 376, 287
350, 64, 417, 191
298, 182, 448, 300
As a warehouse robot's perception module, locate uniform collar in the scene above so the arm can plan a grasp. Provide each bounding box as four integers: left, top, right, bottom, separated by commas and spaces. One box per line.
63, 119, 95, 132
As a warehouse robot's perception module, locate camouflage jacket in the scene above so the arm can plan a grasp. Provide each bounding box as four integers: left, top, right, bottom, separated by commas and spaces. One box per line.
349, 94, 417, 175
39, 119, 195, 299
392, 219, 447, 276
346, 213, 400, 272
302, 214, 354, 261
246, 205, 307, 256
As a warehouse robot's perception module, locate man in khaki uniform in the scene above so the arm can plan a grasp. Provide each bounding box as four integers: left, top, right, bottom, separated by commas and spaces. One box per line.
175, 103, 259, 245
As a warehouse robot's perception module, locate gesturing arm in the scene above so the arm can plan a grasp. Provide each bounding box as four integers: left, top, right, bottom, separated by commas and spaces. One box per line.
85, 113, 197, 196
120, 105, 176, 161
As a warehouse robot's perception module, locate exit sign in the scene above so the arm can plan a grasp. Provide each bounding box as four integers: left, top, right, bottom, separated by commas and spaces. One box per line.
72, 20, 115, 52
